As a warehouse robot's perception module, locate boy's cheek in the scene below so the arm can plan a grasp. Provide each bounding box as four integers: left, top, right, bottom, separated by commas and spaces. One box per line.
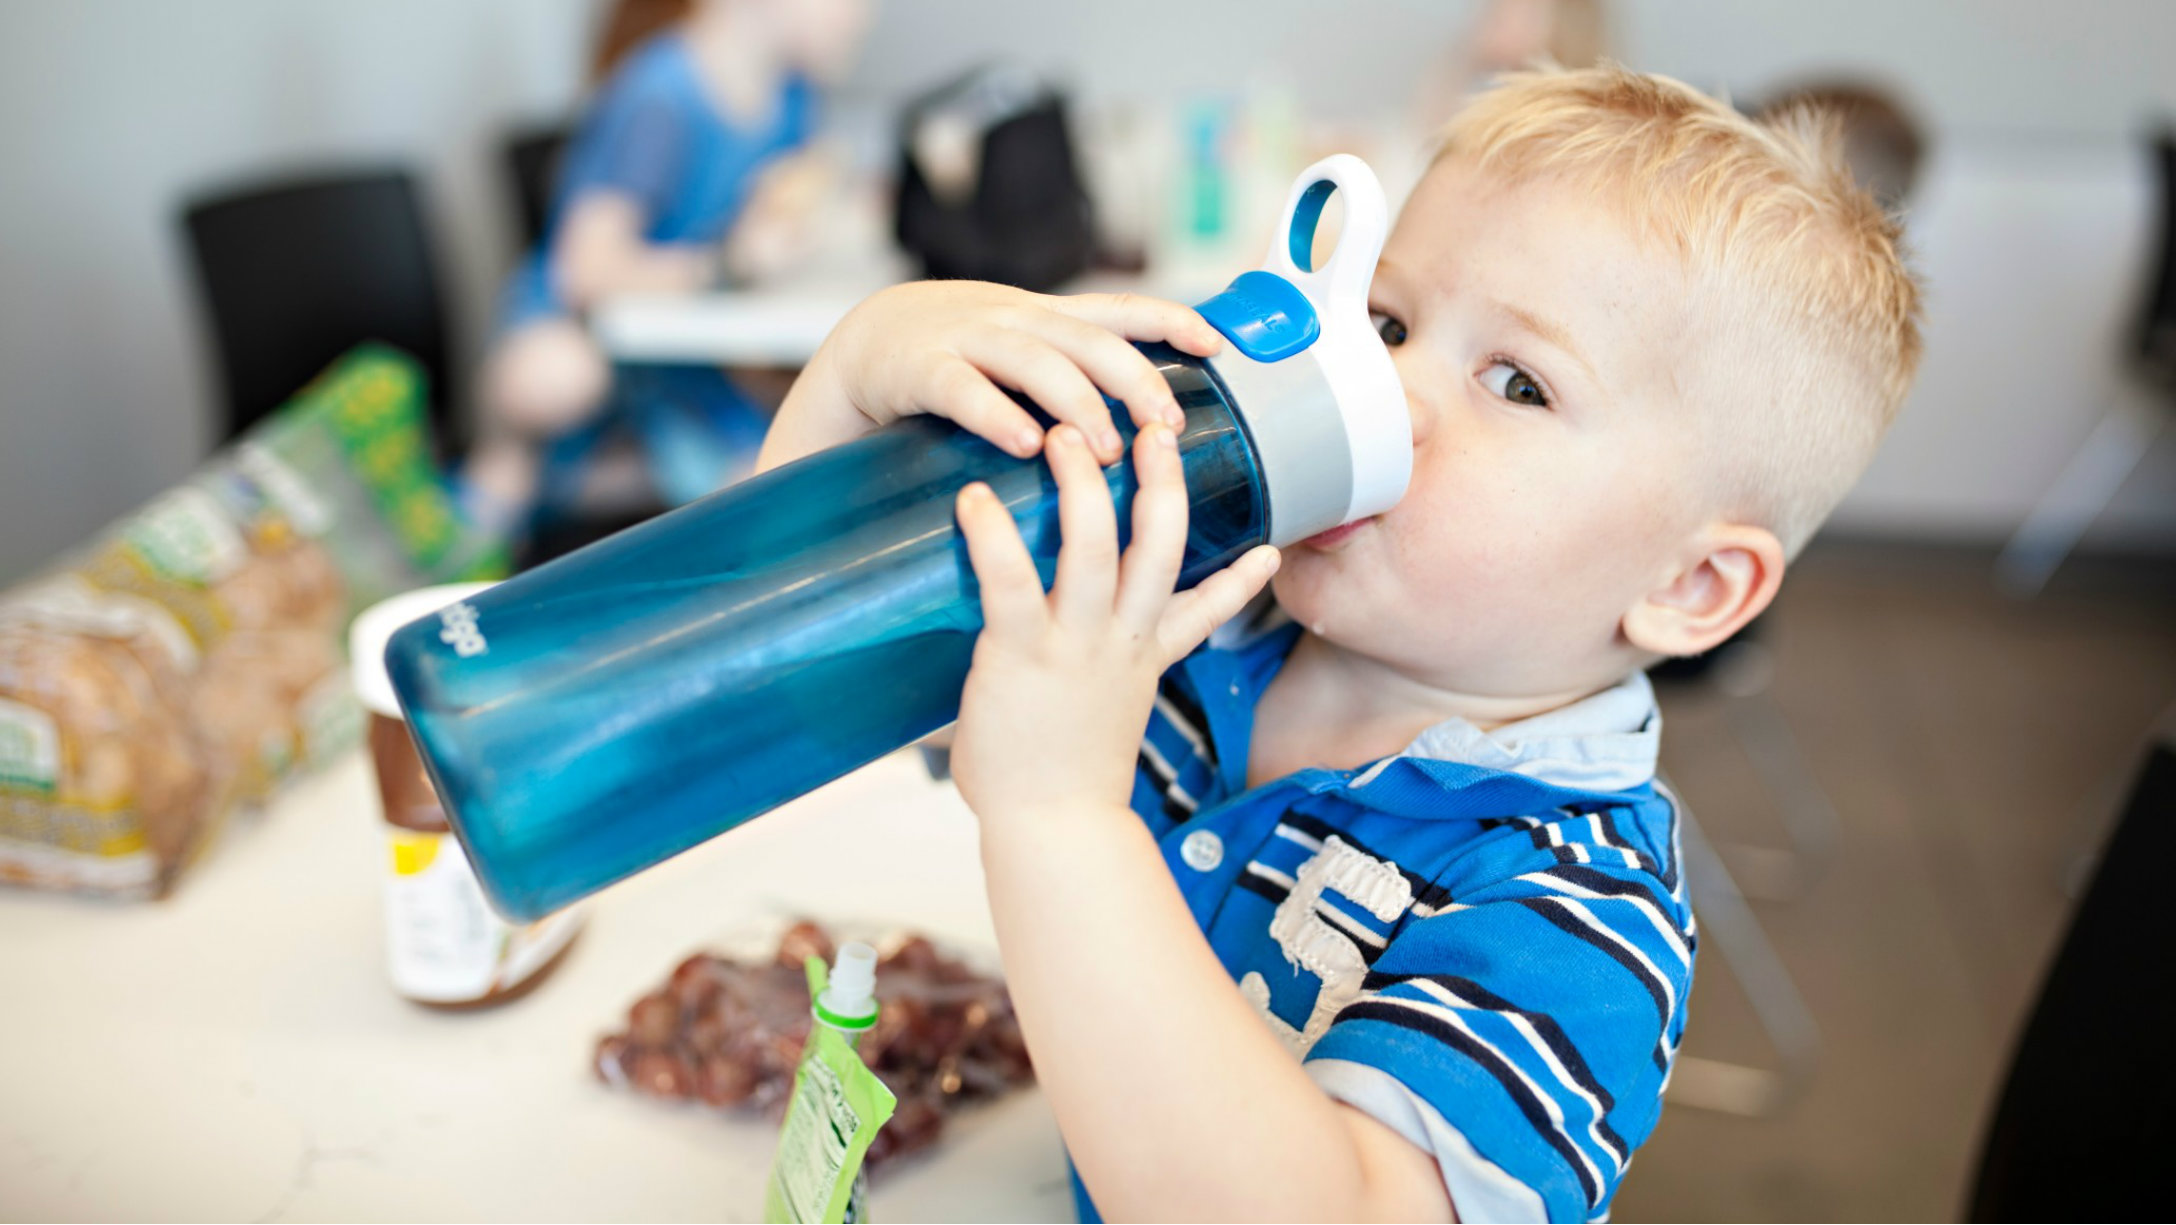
1278, 447, 1602, 610
1385, 482, 1619, 617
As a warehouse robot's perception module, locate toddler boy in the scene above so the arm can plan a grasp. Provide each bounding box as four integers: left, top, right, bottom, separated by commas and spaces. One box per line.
758, 64, 1920, 1222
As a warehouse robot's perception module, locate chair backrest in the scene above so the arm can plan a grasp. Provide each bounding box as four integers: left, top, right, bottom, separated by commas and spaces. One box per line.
1966, 740, 2175, 1220
502, 123, 572, 253
182, 168, 452, 444
2134, 129, 2176, 398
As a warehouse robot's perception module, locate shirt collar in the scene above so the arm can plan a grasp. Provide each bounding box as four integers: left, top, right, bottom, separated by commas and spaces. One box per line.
1387, 670, 1661, 794
1182, 614, 1664, 809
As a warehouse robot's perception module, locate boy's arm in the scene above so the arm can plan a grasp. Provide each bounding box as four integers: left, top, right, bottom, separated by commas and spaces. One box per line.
950, 426, 1456, 1222
755, 281, 1225, 474
759, 281, 1222, 849
981, 794, 1459, 1222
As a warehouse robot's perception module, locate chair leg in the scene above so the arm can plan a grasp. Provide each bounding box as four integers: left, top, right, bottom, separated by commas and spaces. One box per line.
1666, 798, 1822, 1117
1723, 687, 1842, 902
1697, 642, 1842, 902
1996, 395, 2164, 598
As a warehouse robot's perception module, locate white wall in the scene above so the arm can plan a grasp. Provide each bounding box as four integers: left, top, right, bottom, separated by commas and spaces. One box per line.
1833, 136, 2173, 545
839, 0, 2176, 551
4, 0, 2174, 585
0, 0, 596, 584
845, 0, 2176, 137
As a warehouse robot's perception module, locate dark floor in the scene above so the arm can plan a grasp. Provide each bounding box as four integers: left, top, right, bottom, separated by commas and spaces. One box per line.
1610, 540, 2176, 1222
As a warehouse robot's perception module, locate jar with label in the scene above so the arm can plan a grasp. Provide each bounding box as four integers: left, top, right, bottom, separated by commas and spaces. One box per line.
349, 585, 584, 1006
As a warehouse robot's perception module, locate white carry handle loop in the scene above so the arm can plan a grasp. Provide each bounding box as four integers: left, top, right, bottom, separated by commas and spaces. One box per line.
1260, 153, 1392, 326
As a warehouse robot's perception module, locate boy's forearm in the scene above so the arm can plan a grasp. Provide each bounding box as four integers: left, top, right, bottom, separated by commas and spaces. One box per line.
552, 194, 713, 309
979, 801, 1454, 1222
755, 343, 857, 474
753, 280, 1223, 478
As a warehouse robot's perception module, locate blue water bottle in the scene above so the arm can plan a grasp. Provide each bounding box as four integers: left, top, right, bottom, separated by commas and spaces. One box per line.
385, 156, 1411, 921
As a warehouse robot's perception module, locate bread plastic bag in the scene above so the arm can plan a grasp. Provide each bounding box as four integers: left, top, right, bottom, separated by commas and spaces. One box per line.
0, 344, 505, 898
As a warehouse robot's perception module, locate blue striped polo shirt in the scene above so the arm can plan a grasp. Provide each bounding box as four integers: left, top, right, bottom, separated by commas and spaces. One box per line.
1080, 620, 1692, 1223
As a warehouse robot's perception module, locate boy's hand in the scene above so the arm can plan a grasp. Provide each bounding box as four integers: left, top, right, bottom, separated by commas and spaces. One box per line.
957, 427, 1451, 1222
758, 282, 1225, 472
948, 422, 1281, 824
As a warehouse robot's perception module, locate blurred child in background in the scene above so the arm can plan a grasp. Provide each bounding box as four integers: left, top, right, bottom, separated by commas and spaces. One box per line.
463, 0, 871, 542
1413, 0, 1611, 131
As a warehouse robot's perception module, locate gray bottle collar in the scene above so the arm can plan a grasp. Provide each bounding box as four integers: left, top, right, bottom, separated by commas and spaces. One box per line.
1205, 345, 1355, 547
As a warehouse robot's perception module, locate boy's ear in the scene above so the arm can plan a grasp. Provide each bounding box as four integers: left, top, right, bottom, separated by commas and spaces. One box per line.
1622, 524, 1786, 659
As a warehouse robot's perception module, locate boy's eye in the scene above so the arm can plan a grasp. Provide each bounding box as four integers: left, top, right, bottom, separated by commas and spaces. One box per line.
1480, 360, 1550, 408
1371, 311, 1408, 347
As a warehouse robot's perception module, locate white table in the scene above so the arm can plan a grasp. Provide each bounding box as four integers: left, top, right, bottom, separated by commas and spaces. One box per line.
591, 282, 880, 370
0, 750, 1072, 1222
591, 268, 1232, 371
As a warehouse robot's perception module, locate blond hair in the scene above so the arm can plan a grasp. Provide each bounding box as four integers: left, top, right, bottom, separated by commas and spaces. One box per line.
1435, 65, 1923, 553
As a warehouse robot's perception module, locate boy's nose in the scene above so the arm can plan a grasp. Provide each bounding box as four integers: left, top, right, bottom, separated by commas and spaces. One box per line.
1386, 348, 1434, 447
1405, 386, 1434, 446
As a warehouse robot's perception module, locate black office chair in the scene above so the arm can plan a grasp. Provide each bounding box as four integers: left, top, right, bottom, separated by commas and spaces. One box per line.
182, 168, 455, 447
502, 122, 572, 252
1967, 737, 2175, 1220
2137, 129, 2176, 392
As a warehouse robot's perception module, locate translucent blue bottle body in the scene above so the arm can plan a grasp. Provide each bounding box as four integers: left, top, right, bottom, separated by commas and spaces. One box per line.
386, 346, 1267, 920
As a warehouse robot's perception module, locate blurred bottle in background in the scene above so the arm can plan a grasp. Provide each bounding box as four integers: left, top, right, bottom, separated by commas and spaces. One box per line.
1078, 83, 1307, 302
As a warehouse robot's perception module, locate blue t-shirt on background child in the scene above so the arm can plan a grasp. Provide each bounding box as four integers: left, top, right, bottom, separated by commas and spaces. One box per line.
502, 32, 817, 509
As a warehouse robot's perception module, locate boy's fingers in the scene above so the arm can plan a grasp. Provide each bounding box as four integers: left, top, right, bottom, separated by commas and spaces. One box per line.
960, 332, 1123, 462
925, 356, 1047, 458
1156, 546, 1280, 664
1017, 311, 1186, 430
1051, 292, 1226, 360
1116, 426, 1190, 630
956, 483, 1050, 634
1047, 426, 1121, 628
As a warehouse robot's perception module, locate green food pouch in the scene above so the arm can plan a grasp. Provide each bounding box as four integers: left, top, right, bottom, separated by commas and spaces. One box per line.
764, 949, 896, 1224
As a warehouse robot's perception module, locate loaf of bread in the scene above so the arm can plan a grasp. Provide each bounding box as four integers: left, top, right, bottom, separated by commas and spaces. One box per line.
0, 346, 504, 898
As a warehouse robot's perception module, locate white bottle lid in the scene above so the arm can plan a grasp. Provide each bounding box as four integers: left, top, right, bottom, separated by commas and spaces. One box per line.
348, 582, 499, 718
1200, 155, 1412, 545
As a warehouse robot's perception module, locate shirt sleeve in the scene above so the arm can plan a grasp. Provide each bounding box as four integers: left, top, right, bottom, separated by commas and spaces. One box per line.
1304, 814, 1694, 1223
1309, 1057, 1549, 1223
563, 76, 694, 229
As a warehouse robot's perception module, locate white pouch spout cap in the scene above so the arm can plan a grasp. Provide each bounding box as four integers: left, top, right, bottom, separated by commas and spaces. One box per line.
817, 942, 880, 1028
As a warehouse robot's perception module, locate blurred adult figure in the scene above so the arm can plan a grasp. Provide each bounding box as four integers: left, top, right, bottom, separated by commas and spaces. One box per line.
1413, 0, 1610, 132
465, 0, 871, 539
1758, 82, 1927, 212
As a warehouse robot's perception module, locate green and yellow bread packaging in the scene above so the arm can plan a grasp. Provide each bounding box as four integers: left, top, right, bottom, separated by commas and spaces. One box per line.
0, 345, 505, 898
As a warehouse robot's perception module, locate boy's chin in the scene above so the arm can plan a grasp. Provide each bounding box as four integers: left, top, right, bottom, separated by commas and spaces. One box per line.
1268, 555, 1371, 639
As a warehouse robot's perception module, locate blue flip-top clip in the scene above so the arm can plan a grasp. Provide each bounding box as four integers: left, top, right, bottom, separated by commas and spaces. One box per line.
1194, 270, 1321, 364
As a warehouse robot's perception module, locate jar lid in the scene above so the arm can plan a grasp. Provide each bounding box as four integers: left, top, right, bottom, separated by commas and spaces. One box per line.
348, 583, 497, 718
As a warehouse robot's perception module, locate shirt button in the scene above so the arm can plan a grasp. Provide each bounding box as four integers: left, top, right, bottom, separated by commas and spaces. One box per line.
1180, 830, 1224, 872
